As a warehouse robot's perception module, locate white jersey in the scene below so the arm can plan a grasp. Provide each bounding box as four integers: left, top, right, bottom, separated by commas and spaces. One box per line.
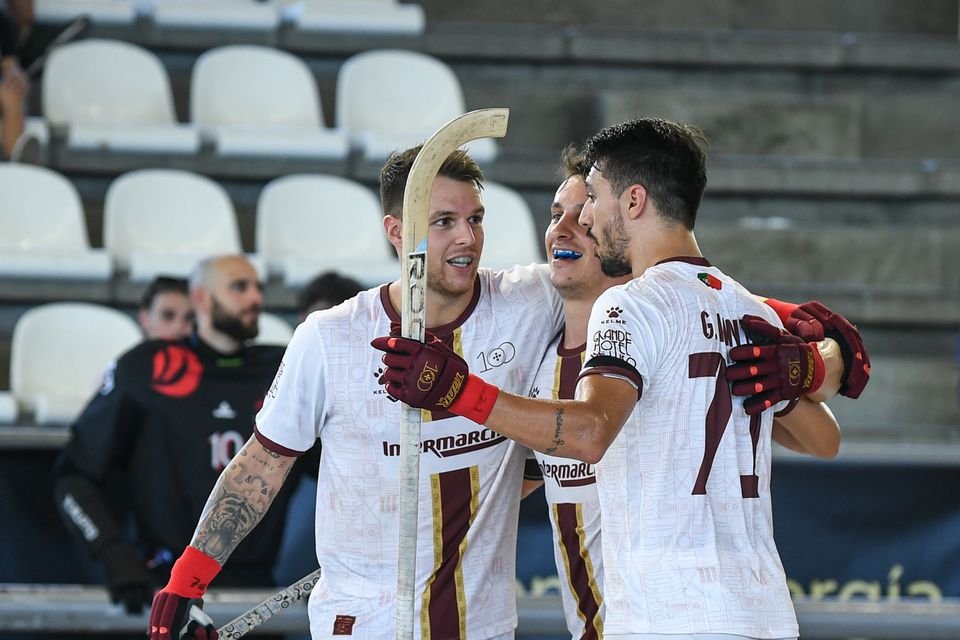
256, 265, 563, 640
529, 331, 604, 640
580, 257, 798, 639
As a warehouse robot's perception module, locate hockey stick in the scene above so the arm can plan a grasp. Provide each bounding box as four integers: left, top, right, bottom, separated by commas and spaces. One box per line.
396, 108, 509, 640
215, 567, 322, 639
25, 14, 91, 78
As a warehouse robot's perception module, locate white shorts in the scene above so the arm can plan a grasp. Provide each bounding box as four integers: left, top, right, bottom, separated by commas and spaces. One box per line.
606, 634, 797, 640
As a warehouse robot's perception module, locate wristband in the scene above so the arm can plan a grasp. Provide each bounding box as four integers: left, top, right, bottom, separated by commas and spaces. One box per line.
166, 546, 222, 598
449, 374, 500, 424
762, 298, 799, 325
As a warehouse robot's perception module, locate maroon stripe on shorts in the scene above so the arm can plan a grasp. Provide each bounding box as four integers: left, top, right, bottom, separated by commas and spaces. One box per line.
555, 503, 601, 640
427, 468, 474, 639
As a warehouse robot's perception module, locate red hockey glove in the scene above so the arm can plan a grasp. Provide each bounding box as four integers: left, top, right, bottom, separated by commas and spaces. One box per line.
764, 298, 871, 398
148, 546, 221, 640
371, 335, 499, 424
763, 298, 825, 342
793, 301, 870, 398
726, 314, 825, 415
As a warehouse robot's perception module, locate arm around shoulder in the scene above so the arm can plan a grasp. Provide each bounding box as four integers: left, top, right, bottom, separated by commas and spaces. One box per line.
773, 397, 841, 458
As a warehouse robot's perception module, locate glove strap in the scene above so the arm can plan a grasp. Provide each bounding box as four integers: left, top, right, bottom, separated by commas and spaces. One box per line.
807, 343, 826, 394
763, 298, 799, 325
166, 546, 222, 598
449, 374, 500, 424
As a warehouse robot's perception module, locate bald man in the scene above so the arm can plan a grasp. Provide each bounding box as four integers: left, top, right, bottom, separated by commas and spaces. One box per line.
53, 255, 313, 620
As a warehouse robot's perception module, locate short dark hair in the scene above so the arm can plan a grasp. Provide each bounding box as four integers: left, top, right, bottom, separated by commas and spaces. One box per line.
558, 144, 588, 181
296, 271, 364, 316
139, 276, 188, 311
379, 145, 485, 219
584, 118, 709, 230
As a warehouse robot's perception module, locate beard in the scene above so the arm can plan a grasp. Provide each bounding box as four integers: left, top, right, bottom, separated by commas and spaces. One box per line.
211, 295, 259, 342
596, 213, 632, 278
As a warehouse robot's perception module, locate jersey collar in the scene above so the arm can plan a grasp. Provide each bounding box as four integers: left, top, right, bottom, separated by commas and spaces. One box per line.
379, 278, 481, 339
654, 256, 712, 267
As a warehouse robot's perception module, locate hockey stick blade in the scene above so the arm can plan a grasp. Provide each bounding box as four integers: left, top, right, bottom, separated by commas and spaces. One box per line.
396, 108, 509, 640
216, 567, 321, 639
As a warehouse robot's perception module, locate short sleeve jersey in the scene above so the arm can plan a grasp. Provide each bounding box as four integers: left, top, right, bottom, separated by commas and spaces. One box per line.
579, 257, 798, 639
256, 265, 563, 640
529, 331, 604, 640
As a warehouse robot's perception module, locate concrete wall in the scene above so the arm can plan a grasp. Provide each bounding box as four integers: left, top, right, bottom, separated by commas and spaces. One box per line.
415, 0, 959, 36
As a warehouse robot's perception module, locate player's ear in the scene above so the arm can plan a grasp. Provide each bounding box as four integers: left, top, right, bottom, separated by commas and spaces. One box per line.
383, 215, 403, 253
624, 184, 647, 220
189, 286, 209, 315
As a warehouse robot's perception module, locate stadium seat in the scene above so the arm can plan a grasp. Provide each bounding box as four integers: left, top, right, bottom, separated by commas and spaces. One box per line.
153, 0, 281, 30
479, 181, 542, 270
336, 49, 497, 163
190, 45, 349, 159
103, 169, 246, 281
10, 303, 142, 425
292, 0, 425, 36
0, 392, 16, 424
35, 0, 139, 24
255, 312, 294, 346
0, 164, 112, 281
255, 174, 397, 286
42, 39, 199, 153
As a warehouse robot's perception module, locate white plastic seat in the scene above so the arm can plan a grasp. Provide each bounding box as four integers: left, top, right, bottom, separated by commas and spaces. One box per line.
336, 49, 497, 163
104, 169, 245, 281
191, 45, 348, 159
10, 303, 142, 425
0, 392, 17, 424
42, 39, 199, 153
255, 174, 397, 287
254, 312, 294, 346
153, 0, 281, 30
480, 181, 542, 270
293, 0, 425, 35
0, 164, 112, 281
35, 0, 138, 24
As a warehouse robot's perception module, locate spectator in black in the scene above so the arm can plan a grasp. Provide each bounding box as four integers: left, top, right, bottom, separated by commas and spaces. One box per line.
53, 255, 313, 620
295, 271, 364, 321
137, 276, 194, 341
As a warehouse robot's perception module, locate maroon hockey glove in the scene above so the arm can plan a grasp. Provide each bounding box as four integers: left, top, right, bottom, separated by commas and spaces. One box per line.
792, 301, 870, 399
726, 315, 825, 416
371, 335, 499, 424
763, 297, 825, 342
148, 547, 221, 640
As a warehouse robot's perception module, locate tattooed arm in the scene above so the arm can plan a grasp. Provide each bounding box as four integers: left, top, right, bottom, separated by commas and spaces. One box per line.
189, 435, 296, 565
484, 374, 638, 464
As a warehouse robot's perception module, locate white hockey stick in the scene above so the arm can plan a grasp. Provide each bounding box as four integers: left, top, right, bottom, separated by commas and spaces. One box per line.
396, 108, 510, 640
215, 567, 322, 639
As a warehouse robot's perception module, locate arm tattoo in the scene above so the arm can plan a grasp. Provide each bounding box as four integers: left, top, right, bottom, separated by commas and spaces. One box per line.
193, 444, 294, 565
545, 404, 566, 455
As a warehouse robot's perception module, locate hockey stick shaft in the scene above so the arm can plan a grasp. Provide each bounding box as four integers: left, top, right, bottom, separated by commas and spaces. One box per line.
216, 567, 321, 639
396, 108, 509, 640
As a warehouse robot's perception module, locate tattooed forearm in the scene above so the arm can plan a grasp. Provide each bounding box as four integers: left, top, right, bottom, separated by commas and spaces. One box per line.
191, 439, 295, 564
544, 404, 566, 455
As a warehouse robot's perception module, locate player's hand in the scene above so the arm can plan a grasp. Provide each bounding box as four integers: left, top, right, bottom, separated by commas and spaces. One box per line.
726, 315, 825, 415
371, 335, 499, 424
99, 540, 152, 614
790, 301, 870, 398
148, 592, 217, 640
148, 546, 221, 639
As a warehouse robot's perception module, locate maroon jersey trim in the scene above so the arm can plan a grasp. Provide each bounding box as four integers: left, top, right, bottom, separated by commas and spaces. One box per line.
654, 255, 712, 267
254, 426, 307, 457
379, 278, 481, 338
